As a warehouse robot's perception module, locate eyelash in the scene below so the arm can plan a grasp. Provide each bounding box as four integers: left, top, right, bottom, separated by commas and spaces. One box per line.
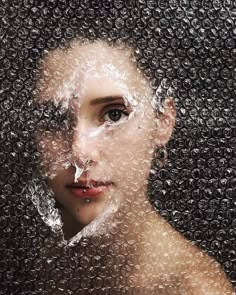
35, 102, 130, 132
99, 104, 130, 123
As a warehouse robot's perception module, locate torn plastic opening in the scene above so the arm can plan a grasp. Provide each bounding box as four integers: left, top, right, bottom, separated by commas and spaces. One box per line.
30, 79, 172, 245
2, 1, 235, 293
28, 38, 179, 247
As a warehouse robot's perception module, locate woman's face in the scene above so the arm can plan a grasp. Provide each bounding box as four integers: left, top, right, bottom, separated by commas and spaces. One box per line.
35, 41, 175, 231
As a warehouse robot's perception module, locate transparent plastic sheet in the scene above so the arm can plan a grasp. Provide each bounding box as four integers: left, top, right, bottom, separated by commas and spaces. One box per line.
0, 1, 236, 294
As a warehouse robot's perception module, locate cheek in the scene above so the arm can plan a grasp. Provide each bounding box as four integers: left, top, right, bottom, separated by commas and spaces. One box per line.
100, 120, 155, 182
36, 132, 73, 176
113, 117, 155, 154
47, 172, 73, 209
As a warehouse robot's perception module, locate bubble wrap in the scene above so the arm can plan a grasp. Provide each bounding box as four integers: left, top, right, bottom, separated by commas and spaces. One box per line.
0, 1, 235, 294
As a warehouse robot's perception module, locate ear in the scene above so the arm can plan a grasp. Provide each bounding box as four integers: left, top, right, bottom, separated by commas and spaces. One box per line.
154, 98, 176, 146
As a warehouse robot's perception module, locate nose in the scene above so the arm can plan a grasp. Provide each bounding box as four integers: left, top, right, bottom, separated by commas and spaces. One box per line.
71, 122, 101, 166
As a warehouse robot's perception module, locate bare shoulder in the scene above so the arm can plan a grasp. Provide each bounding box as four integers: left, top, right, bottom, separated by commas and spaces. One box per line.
138, 213, 235, 294
172, 225, 235, 294
180, 248, 235, 295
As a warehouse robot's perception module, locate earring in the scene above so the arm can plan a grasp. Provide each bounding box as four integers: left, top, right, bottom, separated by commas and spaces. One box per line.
154, 146, 168, 168
83, 189, 91, 203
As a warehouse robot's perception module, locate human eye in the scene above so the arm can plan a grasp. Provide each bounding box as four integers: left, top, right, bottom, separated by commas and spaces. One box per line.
100, 104, 130, 124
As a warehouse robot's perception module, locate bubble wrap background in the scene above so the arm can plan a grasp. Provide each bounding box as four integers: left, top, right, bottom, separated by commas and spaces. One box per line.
0, 0, 235, 294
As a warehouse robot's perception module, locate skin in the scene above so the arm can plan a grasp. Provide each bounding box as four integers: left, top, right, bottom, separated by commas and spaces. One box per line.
35, 40, 235, 294
36, 40, 175, 237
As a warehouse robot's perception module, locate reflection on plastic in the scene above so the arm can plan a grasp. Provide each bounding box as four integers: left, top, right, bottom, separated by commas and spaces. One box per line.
25, 39, 235, 293
1, 0, 235, 293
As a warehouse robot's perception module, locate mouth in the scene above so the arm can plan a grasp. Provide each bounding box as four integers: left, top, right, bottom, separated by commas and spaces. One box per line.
66, 179, 113, 199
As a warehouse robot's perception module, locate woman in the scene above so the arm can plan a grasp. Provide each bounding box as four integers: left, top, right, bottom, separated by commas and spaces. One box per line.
30, 38, 235, 293
34, 39, 175, 238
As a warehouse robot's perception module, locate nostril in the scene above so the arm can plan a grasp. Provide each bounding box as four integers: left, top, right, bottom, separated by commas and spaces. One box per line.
85, 158, 95, 165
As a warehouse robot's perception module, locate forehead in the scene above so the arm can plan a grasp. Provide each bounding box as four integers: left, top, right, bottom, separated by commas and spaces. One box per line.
36, 41, 151, 103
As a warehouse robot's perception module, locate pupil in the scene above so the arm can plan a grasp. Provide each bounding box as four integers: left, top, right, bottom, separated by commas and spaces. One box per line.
109, 110, 121, 121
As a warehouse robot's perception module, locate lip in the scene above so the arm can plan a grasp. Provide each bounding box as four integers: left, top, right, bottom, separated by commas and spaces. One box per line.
66, 180, 112, 199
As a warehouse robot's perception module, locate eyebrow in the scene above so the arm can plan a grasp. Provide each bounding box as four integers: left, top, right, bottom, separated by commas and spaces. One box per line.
90, 95, 124, 105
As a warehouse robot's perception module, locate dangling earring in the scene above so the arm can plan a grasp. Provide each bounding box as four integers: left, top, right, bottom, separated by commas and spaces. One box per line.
153, 145, 168, 168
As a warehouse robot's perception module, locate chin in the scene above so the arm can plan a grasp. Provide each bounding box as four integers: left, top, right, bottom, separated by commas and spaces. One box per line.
75, 213, 94, 225
74, 207, 103, 224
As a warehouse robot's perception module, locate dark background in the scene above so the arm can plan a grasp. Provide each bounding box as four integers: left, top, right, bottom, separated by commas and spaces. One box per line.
0, 0, 235, 293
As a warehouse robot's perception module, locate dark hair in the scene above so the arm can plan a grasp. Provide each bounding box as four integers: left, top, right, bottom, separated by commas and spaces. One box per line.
29, 2, 172, 110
